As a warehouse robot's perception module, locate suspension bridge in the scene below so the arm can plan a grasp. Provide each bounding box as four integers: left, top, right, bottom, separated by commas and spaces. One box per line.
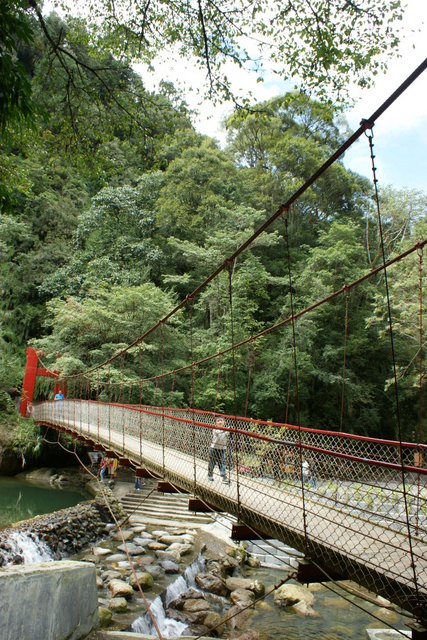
32, 398, 427, 627
19, 57, 427, 634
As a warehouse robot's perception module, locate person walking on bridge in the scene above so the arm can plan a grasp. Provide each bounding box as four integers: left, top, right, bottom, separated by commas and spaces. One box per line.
302, 457, 316, 489
54, 389, 64, 420
208, 416, 229, 483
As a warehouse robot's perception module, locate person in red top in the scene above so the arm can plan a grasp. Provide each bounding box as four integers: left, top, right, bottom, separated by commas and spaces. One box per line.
99, 456, 107, 482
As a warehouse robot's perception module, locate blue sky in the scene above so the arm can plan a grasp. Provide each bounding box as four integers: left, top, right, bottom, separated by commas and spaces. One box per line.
342, 48, 427, 192
344, 115, 427, 192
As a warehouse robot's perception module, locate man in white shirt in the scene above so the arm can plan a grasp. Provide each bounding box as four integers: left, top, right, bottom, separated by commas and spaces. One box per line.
208, 416, 229, 483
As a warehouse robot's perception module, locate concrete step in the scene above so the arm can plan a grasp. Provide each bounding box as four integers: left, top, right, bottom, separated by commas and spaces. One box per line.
121, 505, 212, 522
247, 539, 304, 569
124, 492, 190, 504
120, 481, 214, 526
122, 495, 191, 509
121, 504, 209, 523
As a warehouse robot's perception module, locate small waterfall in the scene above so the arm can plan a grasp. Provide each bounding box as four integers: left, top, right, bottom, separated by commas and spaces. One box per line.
182, 554, 205, 589
132, 596, 188, 637
4, 530, 54, 565
164, 575, 189, 608
131, 553, 206, 637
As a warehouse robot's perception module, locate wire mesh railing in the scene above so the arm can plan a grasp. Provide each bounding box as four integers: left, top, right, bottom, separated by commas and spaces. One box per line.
34, 398, 427, 620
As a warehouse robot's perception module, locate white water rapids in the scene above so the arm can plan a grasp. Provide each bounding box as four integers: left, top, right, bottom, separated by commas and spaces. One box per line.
5, 530, 54, 564
131, 553, 206, 637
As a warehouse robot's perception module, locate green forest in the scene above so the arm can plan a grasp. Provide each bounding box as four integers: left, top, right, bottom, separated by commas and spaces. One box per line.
1, 2, 426, 445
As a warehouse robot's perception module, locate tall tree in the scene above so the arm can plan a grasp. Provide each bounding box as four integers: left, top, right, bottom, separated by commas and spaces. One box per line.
363, 187, 427, 268
156, 136, 245, 244
0, 11, 195, 346
226, 93, 370, 230
40, 172, 166, 298
32, 283, 186, 401
368, 215, 427, 441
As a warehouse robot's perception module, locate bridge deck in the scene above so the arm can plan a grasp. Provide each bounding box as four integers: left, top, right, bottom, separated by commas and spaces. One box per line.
36, 400, 427, 621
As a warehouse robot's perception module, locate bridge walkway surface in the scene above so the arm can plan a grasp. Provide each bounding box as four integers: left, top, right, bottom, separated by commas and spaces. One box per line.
35, 400, 427, 624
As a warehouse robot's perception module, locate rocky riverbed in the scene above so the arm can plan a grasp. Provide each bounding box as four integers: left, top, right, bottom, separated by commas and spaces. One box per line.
80, 518, 411, 640
78, 515, 284, 639
0, 466, 322, 639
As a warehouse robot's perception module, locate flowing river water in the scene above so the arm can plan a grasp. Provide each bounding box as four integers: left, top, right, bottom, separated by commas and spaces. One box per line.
0, 475, 414, 639
128, 556, 413, 640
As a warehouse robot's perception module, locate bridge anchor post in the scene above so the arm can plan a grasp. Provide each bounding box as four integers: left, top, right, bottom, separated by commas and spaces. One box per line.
188, 498, 224, 513
296, 559, 343, 584
408, 621, 427, 639
231, 523, 273, 540
157, 481, 188, 493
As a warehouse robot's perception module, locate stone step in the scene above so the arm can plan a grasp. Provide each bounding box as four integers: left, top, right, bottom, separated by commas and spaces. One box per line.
247, 539, 304, 569
122, 494, 191, 508
122, 502, 211, 519
121, 503, 210, 522
121, 493, 191, 510
126, 490, 190, 502
119, 481, 213, 526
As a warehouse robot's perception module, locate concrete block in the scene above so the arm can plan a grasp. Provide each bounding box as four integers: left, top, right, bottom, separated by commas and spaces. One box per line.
0, 560, 99, 640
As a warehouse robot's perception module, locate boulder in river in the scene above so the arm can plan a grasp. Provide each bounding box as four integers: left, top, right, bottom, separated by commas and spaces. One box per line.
204, 610, 224, 636
273, 583, 315, 612
144, 564, 165, 580
108, 578, 134, 599
129, 571, 155, 591
195, 571, 228, 596
98, 607, 113, 627
225, 577, 265, 596
161, 560, 180, 574
230, 588, 255, 608
117, 542, 142, 555
155, 548, 181, 563
107, 597, 128, 612
224, 604, 253, 631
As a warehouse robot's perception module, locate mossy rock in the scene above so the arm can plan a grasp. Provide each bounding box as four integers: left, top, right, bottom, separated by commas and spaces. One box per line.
98, 606, 113, 627
129, 571, 155, 591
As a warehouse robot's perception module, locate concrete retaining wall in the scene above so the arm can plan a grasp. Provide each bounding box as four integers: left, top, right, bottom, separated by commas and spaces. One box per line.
0, 560, 99, 640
